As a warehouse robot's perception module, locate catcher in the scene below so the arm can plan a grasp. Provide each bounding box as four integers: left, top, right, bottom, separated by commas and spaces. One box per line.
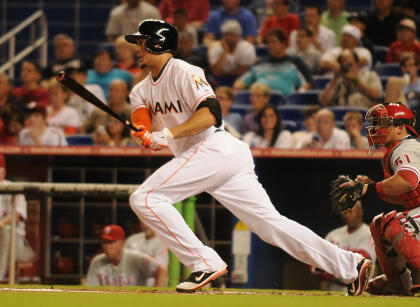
330, 102, 420, 295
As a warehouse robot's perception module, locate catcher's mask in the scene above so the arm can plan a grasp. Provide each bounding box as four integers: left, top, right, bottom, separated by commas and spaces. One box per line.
365, 102, 418, 154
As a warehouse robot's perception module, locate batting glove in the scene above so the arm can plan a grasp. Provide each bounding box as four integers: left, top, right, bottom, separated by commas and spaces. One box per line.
130, 125, 151, 147
150, 128, 174, 151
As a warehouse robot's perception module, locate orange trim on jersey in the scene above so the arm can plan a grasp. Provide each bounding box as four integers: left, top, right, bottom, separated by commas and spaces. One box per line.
150, 58, 175, 87
192, 93, 215, 110
144, 137, 214, 271
64, 126, 77, 136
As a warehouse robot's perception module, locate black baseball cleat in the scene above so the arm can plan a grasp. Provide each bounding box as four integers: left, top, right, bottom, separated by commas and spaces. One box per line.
176, 267, 228, 293
347, 258, 373, 296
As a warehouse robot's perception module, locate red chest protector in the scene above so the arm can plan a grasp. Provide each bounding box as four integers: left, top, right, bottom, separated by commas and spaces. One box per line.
382, 138, 420, 210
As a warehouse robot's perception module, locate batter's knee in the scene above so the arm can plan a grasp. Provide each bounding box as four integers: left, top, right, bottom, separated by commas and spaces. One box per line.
129, 188, 148, 216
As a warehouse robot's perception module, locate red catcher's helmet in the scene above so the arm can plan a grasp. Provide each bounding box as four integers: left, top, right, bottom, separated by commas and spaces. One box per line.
365, 102, 418, 153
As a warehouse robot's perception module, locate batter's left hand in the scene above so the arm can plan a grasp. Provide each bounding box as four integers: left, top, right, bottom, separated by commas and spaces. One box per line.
150, 128, 174, 151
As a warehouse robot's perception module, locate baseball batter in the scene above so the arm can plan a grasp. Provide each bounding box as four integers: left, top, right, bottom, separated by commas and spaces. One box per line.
125, 19, 372, 294
346, 103, 420, 295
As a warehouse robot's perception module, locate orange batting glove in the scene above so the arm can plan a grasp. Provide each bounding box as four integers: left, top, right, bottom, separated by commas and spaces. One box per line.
130, 125, 151, 147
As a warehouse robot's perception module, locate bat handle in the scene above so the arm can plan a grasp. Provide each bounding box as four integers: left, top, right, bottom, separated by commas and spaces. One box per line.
126, 120, 141, 132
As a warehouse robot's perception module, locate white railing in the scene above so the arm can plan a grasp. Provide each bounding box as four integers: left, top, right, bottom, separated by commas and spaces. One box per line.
0, 10, 48, 80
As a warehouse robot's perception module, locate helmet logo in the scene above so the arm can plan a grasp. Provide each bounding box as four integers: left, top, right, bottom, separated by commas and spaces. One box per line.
156, 28, 169, 44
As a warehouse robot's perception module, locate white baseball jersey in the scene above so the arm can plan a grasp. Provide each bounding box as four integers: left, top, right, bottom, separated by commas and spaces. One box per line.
47, 106, 81, 132
125, 233, 169, 265
325, 224, 376, 262
19, 127, 68, 146
130, 58, 216, 157
85, 249, 159, 286
388, 137, 420, 181
0, 180, 27, 236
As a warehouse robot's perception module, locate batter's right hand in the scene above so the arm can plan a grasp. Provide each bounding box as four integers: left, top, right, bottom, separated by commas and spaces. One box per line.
130, 125, 151, 147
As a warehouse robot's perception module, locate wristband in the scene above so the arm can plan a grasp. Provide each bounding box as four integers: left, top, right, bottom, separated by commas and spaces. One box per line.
162, 128, 174, 141
364, 182, 378, 198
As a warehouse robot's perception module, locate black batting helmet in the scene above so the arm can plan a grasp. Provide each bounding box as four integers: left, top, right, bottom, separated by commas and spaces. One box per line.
125, 19, 178, 54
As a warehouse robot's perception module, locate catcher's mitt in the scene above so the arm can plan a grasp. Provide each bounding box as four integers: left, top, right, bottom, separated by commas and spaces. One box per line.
330, 175, 364, 214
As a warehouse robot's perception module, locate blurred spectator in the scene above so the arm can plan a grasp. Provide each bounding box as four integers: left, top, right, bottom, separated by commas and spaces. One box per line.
233, 29, 308, 94
105, 0, 161, 42
208, 20, 256, 85
46, 78, 80, 136
257, 0, 300, 45
159, 0, 209, 28
42, 34, 91, 80
86, 48, 133, 101
242, 105, 292, 148
365, 0, 406, 47
12, 60, 50, 107
290, 5, 336, 53
172, 8, 198, 49
347, 12, 377, 66
125, 221, 169, 286
86, 225, 168, 286
320, 25, 373, 72
311, 201, 376, 291
215, 86, 243, 136
203, 0, 258, 45
386, 18, 420, 63
82, 79, 131, 134
0, 112, 25, 145
385, 52, 420, 108
319, 49, 382, 107
249, 0, 274, 27
66, 66, 106, 124
0, 154, 34, 283
243, 83, 271, 133
175, 32, 209, 73
287, 27, 322, 74
321, 0, 349, 46
0, 73, 25, 131
92, 115, 135, 146
233, 29, 310, 95
394, 0, 420, 18
297, 108, 350, 149
19, 104, 67, 146
291, 105, 320, 148
343, 111, 369, 149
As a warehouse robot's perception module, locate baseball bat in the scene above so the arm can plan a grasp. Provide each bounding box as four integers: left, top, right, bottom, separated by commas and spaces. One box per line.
56, 71, 140, 132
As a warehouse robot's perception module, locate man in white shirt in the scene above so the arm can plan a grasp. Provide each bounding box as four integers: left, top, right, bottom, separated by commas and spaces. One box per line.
289, 5, 336, 52
320, 25, 373, 72
297, 108, 350, 149
208, 20, 256, 82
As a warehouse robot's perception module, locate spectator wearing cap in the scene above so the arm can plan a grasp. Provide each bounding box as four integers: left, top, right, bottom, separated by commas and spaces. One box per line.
364, 0, 406, 47
319, 49, 382, 108
66, 66, 106, 124
257, 0, 300, 45
42, 34, 91, 80
321, 0, 349, 46
347, 12, 377, 65
18, 103, 67, 146
105, 0, 161, 42
289, 5, 336, 53
320, 24, 373, 74
386, 18, 420, 63
0, 154, 33, 282
86, 48, 133, 101
203, 0, 258, 45
12, 60, 50, 108
85, 225, 168, 286
159, 0, 210, 28
287, 27, 322, 74
208, 20, 256, 86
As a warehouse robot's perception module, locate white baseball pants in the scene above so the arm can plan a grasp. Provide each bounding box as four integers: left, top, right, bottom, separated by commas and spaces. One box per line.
130, 131, 361, 283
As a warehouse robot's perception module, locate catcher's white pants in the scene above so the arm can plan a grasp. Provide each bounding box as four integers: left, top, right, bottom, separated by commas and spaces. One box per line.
130, 131, 361, 283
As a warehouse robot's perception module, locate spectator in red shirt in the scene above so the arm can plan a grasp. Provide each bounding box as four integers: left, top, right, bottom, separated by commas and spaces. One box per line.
387, 18, 420, 63
258, 0, 300, 45
159, 0, 209, 28
12, 60, 50, 108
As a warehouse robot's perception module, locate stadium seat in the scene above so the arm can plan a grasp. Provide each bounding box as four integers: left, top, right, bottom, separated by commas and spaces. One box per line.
286, 91, 320, 105
328, 106, 369, 121
277, 105, 306, 121
375, 63, 403, 77
270, 91, 286, 105
66, 135, 94, 145
230, 104, 253, 116
380, 77, 389, 90
255, 45, 268, 57
313, 76, 332, 90
282, 120, 299, 132
374, 45, 389, 64
194, 44, 208, 57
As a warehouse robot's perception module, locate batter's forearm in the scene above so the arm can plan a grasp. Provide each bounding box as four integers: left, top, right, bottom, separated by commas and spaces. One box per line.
169, 108, 216, 138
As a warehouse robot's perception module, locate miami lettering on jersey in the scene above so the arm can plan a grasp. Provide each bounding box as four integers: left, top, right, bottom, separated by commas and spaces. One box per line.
148, 100, 184, 117
192, 74, 211, 92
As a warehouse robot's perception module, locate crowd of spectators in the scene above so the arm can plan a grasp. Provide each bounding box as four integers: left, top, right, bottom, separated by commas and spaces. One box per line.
2, 0, 420, 150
